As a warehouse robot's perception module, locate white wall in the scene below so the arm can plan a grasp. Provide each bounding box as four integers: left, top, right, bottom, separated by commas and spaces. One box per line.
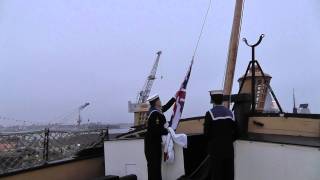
104, 139, 185, 180
235, 140, 320, 180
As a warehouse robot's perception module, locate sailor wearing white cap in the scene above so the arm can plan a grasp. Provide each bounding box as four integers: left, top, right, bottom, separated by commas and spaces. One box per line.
209, 90, 224, 103
204, 90, 237, 180
144, 94, 176, 180
146, 94, 160, 106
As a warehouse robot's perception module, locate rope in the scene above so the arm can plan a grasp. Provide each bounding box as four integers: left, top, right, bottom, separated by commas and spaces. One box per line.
191, 0, 212, 61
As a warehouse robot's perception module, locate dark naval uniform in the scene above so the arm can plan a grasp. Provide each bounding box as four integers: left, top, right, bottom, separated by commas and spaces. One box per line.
204, 105, 237, 180
144, 97, 175, 180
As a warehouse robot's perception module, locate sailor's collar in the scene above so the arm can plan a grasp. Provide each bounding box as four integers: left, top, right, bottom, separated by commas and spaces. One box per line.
149, 107, 163, 114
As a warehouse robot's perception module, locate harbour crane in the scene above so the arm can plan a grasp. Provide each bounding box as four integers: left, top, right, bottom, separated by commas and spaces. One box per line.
137, 51, 162, 104
128, 51, 162, 126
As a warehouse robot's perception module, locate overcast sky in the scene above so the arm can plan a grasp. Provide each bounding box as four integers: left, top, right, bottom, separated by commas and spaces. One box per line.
0, 0, 319, 126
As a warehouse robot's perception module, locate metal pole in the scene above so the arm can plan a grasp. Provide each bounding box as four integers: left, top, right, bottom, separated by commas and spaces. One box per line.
243, 34, 265, 113
43, 129, 46, 162
43, 128, 49, 163
251, 47, 256, 112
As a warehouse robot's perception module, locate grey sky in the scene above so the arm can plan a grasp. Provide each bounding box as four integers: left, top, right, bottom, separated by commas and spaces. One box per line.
0, 0, 319, 126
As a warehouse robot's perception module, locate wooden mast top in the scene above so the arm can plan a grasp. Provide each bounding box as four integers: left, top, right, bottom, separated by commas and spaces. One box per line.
223, 0, 245, 107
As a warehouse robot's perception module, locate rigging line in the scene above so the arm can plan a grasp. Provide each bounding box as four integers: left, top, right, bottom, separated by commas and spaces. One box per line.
191, 0, 212, 61
221, 0, 246, 91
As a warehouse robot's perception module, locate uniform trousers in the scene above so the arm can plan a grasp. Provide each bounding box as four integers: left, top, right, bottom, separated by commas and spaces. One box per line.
145, 143, 162, 180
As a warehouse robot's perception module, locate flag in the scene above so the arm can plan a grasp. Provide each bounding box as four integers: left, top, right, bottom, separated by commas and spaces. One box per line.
169, 59, 194, 130
164, 59, 193, 162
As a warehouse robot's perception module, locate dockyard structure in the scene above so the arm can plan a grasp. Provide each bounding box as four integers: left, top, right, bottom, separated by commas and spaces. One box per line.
129, 103, 149, 126
128, 51, 162, 126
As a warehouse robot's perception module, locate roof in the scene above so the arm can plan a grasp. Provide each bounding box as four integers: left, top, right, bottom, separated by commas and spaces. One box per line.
238, 65, 272, 82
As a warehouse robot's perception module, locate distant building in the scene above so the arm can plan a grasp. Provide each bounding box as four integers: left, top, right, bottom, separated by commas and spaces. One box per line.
0, 143, 15, 152
298, 104, 311, 114
128, 102, 149, 126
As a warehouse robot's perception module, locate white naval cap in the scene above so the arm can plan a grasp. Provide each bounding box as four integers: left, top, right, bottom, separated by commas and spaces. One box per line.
147, 94, 160, 102
209, 90, 224, 96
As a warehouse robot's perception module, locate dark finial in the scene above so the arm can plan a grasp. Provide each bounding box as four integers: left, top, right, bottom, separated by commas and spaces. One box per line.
243, 34, 265, 47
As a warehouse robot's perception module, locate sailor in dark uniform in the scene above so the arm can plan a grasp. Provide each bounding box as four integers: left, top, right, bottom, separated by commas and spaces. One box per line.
204, 90, 237, 180
144, 94, 176, 180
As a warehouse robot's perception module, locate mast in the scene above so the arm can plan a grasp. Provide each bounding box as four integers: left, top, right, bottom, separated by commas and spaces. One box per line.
223, 0, 245, 107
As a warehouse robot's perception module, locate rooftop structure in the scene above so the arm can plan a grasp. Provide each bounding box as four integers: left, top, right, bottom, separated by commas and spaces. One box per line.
238, 65, 272, 112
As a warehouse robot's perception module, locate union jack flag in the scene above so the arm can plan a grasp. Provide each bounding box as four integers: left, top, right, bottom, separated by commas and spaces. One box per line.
164, 59, 194, 162
169, 58, 194, 130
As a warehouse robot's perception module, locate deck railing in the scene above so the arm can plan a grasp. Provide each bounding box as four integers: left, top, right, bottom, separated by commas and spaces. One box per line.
0, 128, 108, 174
